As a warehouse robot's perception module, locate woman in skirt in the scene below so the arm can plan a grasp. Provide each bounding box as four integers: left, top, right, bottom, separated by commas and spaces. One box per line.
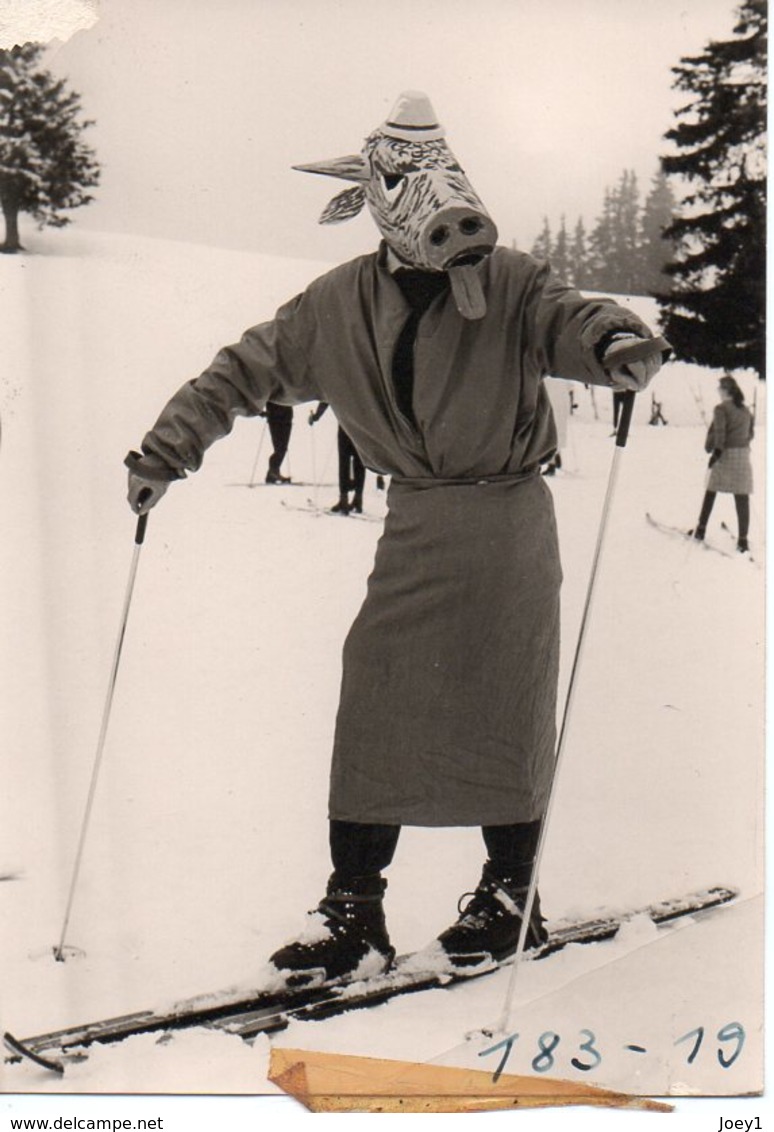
692, 375, 754, 552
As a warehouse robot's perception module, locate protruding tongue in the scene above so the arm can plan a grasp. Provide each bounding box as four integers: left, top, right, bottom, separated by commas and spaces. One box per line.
448, 263, 486, 320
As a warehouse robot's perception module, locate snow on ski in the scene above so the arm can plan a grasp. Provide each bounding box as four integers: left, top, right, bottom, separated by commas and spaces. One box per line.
719, 521, 758, 564
645, 513, 735, 558
281, 498, 384, 523
226, 481, 335, 489
3, 885, 736, 1074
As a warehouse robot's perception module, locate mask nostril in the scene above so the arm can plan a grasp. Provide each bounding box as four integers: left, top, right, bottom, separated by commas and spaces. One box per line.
430, 225, 450, 247
459, 217, 483, 236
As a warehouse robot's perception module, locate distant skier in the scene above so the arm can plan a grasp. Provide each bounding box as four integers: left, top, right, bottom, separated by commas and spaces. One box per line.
125, 91, 666, 989
690, 375, 754, 553
649, 393, 668, 426
308, 402, 366, 514
263, 401, 294, 483
541, 378, 572, 476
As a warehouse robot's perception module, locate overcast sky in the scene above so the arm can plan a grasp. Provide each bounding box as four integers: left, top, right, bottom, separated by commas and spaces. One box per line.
43, 0, 741, 264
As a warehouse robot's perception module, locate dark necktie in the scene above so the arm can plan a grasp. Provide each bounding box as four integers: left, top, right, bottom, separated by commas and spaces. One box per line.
392, 270, 449, 426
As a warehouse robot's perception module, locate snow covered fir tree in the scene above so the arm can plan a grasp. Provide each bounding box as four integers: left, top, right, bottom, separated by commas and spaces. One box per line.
0, 44, 100, 253
657, 0, 766, 379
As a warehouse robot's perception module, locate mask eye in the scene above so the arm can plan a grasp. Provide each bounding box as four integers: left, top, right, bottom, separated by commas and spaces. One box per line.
381, 171, 406, 199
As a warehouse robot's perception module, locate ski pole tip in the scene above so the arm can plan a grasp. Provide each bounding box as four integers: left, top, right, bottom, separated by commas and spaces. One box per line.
4, 1031, 66, 1075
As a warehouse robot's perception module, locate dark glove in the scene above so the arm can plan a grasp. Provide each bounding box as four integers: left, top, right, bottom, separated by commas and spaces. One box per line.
708, 449, 723, 468
125, 450, 179, 514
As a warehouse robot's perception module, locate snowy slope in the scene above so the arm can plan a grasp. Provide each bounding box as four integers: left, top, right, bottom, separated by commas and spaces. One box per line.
0, 231, 765, 1105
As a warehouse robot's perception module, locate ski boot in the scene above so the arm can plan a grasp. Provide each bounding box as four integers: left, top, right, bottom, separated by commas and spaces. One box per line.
330, 496, 351, 515
737, 537, 749, 554
265, 468, 291, 484
266, 873, 395, 990
688, 526, 705, 541
350, 493, 364, 514
432, 863, 548, 974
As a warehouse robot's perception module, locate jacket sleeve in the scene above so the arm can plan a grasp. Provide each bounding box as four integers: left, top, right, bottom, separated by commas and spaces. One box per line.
525, 261, 660, 387
140, 292, 320, 476
708, 404, 727, 452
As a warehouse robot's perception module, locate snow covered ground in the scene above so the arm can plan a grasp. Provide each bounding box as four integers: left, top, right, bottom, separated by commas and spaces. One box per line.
0, 232, 765, 1121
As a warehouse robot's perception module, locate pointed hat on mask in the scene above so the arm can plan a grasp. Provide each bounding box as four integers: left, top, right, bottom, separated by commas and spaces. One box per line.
380, 90, 446, 142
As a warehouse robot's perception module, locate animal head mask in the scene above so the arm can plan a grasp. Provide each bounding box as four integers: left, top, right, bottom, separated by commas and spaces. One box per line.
294, 91, 498, 319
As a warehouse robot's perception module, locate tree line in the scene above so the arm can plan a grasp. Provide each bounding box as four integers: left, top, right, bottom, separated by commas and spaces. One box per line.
526, 0, 766, 379
0, 2, 766, 377
527, 168, 677, 297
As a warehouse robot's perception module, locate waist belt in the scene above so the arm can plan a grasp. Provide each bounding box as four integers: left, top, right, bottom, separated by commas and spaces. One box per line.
391, 466, 539, 489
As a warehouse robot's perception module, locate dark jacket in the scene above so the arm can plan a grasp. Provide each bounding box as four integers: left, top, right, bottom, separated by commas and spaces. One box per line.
141, 244, 653, 483
140, 244, 657, 825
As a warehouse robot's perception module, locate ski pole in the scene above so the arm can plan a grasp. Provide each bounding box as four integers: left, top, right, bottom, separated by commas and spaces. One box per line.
309, 416, 320, 507
54, 506, 150, 961
493, 385, 640, 1034
247, 419, 268, 488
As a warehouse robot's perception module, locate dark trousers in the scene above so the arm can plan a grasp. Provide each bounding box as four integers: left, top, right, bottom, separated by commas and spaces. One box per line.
329, 819, 542, 889
697, 490, 749, 539
338, 429, 365, 498
266, 403, 293, 472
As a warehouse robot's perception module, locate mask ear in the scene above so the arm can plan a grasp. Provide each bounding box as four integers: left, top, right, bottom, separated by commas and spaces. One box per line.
319, 185, 366, 225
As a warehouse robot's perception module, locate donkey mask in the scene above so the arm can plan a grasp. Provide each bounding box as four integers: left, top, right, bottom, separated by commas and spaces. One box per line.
294, 91, 498, 319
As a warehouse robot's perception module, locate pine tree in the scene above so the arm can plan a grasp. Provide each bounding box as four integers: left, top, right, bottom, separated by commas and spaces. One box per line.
0, 44, 100, 253
609, 170, 641, 293
586, 188, 615, 290
657, 0, 766, 377
552, 215, 571, 280
640, 169, 677, 295
530, 216, 553, 262
568, 217, 590, 288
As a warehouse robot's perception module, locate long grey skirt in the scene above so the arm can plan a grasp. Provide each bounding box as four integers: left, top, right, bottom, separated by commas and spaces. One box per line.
329, 473, 562, 826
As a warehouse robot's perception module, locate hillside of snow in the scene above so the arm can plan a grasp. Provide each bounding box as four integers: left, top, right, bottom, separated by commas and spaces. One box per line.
0, 231, 765, 1115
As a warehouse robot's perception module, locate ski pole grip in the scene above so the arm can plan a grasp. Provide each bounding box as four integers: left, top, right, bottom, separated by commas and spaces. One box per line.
615, 390, 636, 448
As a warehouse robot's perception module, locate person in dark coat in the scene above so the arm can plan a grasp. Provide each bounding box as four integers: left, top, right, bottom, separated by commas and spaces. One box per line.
691, 375, 754, 552
309, 401, 367, 513
125, 92, 667, 988
264, 401, 294, 483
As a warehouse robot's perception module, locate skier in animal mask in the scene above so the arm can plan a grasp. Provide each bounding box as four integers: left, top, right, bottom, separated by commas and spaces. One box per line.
127, 91, 668, 987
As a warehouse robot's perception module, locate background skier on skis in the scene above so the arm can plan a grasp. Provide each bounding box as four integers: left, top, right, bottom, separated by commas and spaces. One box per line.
308, 402, 368, 515
690, 374, 754, 553
125, 91, 667, 988
262, 401, 294, 484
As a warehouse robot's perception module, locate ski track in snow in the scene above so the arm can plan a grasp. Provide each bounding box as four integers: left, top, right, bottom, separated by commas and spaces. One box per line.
0, 230, 765, 1098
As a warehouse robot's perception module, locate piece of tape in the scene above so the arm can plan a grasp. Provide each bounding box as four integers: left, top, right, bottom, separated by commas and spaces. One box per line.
268, 1047, 674, 1114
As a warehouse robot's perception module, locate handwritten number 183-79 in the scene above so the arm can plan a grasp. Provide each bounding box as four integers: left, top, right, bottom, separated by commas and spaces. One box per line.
479, 1022, 746, 1081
